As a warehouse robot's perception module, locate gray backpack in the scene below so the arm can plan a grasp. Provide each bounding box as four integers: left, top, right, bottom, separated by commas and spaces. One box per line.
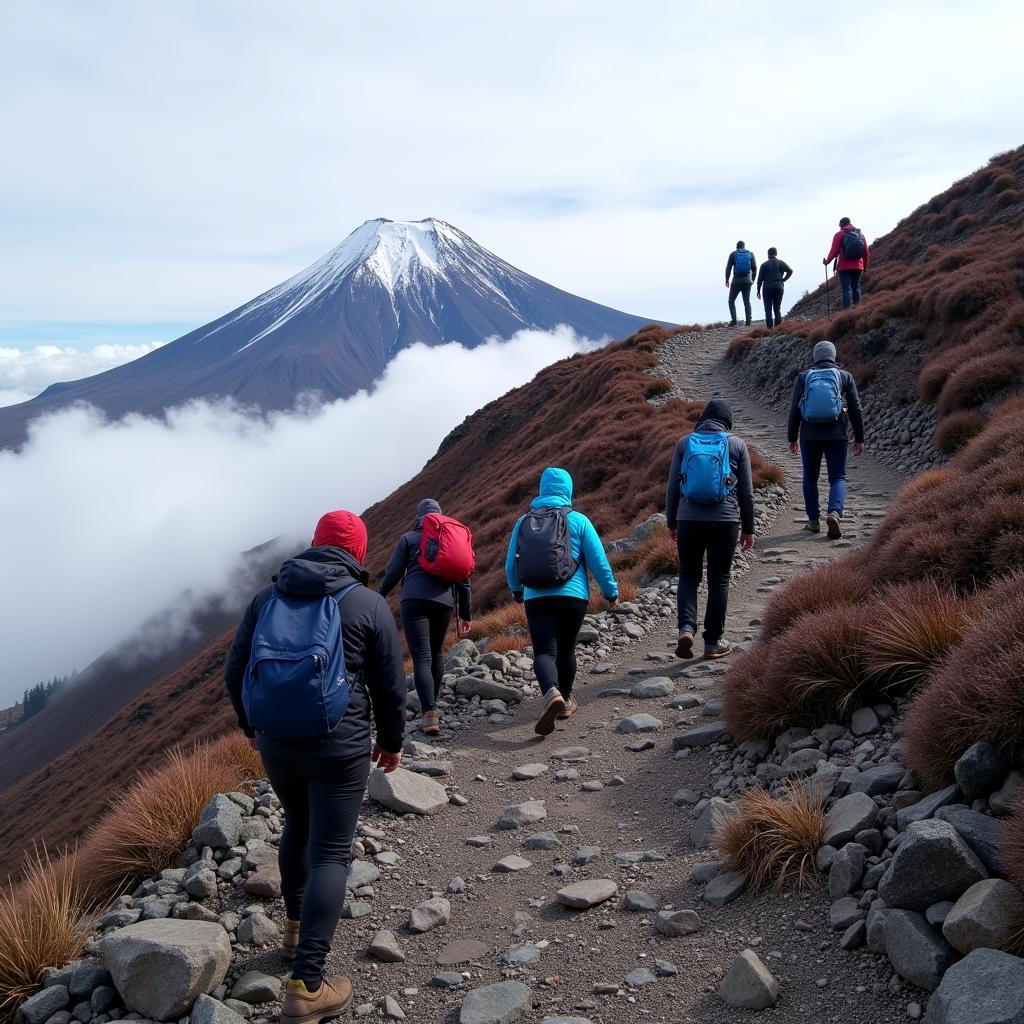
514, 508, 578, 588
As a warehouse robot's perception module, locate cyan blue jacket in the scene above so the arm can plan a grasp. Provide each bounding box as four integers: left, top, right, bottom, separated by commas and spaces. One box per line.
505, 467, 618, 603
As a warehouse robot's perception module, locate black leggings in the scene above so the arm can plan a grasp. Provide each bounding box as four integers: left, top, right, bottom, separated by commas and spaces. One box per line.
524, 596, 589, 699
676, 521, 740, 644
763, 284, 784, 328
401, 598, 451, 712
260, 750, 370, 985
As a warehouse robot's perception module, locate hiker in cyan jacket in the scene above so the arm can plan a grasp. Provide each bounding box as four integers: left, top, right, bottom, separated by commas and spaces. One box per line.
380, 498, 473, 737
725, 241, 757, 326
506, 467, 618, 736
756, 247, 793, 328
667, 399, 755, 660
788, 340, 865, 539
824, 217, 870, 309
225, 510, 406, 1022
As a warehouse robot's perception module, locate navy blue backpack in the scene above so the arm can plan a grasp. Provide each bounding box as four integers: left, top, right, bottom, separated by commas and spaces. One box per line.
733, 250, 752, 274
242, 584, 359, 738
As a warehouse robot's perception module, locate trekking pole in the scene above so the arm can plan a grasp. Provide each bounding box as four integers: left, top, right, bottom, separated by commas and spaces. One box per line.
824, 264, 832, 319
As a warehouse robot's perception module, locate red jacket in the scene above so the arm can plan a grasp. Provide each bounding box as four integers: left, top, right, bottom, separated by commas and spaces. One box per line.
826, 225, 869, 271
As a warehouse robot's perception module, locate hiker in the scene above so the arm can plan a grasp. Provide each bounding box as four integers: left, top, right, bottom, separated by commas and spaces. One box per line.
824, 217, 869, 309
506, 467, 618, 735
787, 341, 865, 538
756, 247, 794, 328
380, 498, 474, 737
725, 241, 757, 326
224, 510, 406, 1022
666, 399, 755, 660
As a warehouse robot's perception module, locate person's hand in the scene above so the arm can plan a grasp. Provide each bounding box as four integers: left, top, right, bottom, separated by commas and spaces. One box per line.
458, 619, 473, 637
740, 533, 755, 552
724, 280, 730, 287
606, 596, 618, 610
372, 745, 402, 774
853, 442, 864, 456
822, 257, 828, 266
668, 527, 677, 542
788, 441, 799, 455
512, 591, 524, 604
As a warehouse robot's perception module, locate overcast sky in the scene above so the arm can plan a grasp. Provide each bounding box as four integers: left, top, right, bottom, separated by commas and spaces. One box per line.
1, 1, 1022, 371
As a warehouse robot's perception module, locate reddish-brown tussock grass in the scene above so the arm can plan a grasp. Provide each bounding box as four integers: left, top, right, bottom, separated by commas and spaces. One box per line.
998, 796, 1024, 889
481, 634, 526, 655
936, 347, 1024, 416
466, 601, 528, 641
714, 784, 824, 893
903, 589, 1024, 788
644, 378, 673, 398
863, 581, 979, 691
616, 576, 640, 603
896, 467, 953, 503
636, 532, 678, 581
934, 408, 987, 454
0, 849, 95, 1011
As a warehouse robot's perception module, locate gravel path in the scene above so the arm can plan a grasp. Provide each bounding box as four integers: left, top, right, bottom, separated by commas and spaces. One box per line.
236, 327, 915, 1023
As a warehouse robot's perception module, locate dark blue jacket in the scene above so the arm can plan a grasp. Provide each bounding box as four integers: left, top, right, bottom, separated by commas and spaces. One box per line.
787, 360, 865, 444
224, 546, 406, 756
380, 499, 472, 619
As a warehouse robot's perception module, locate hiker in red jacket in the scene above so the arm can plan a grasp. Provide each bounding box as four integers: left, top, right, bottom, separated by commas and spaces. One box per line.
824, 217, 869, 309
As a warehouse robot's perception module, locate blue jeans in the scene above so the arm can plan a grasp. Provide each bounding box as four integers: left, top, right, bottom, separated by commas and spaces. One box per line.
801, 439, 848, 520
838, 269, 863, 308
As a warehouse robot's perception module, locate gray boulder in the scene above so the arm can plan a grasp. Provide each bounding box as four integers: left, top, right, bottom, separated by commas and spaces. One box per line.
459, 981, 532, 1024
935, 806, 1004, 875
942, 879, 1024, 954
188, 994, 249, 1024
954, 742, 1010, 800
236, 912, 278, 946
19, 986, 69, 1024
182, 863, 218, 901
703, 871, 747, 907
230, 970, 281, 1004
924, 948, 1024, 1023
879, 819, 988, 911
190, 795, 243, 850
884, 910, 956, 991
367, 767, 449, 815
409, 897, 451, 934
46, 961, 111, 999
630, 677, 674, 699
617, 713, 663, 734
555, 879, 617, 909
896, 785, 960, 830
672, 722, 727, 749
100, 919, 231, 1020
454, 676, 521, 703
849, 763, 905, 796
822, 792, 879, 847
718, 949, 779, 1010
990, 770, 1024, 815
690, 797, 738, 850
828, 843, 866, 898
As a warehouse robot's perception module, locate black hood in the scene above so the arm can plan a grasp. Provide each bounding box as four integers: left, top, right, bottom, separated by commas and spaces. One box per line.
415, 498, 441, 529
275, 546, 368, 597
696, 398, 734, 432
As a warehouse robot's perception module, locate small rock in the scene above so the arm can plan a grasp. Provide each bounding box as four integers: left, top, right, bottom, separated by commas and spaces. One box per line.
523, 832, 561, 851
822, 792, 879, 847
624, 968, 657, 987
630, 677, 674, 699
954, 742, 1010, 800
511, 763, 548, 781
191, 994, 249, 1024
942, 878, 1024, 954
367, 767, 449, 816
368, 929, 406, 963
409, 897, 452, 933
703, 871, 747, 908
925, 947, 1024, 1023
655, 909, 701, 936
622, 890, 657, 912
883, 909, 955, 991
381, 995, 405, 1020
690, 797, 738, 850
458, 981, 532, 1024
501, 943, 541, 964
851, 707, 880, 736
617, 714, 663, 734
230, 971, 281, 1004
19, 986, 69, 1024
236, 913, 279, 946
494, 855, 532, 873
718, 949, 779, 1010
556, 879, 617, 909
497, 801, 547, 830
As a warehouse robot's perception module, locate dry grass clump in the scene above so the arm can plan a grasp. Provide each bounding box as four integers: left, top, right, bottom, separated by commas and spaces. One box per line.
466, 601, 527, 641
863, 581, 979, 691
482, 634, 526, 655
714, 784, 824, 893
998, 796, 1024, 889
934, 409, 986, 454
0, 850, 94, 1011
936, 347, 1024, 416
644, 377, 673, 399
903, 589, 1024, 788
636, 532, 677, 580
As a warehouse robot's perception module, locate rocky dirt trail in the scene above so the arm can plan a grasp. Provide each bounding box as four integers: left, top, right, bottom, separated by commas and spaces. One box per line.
261, 327, 910, 1024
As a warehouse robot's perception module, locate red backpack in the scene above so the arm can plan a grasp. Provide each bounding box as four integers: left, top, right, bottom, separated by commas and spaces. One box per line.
418, 513, 475, 582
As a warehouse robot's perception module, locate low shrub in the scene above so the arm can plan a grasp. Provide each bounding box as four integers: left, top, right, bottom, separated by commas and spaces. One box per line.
895, 467, 953, 503
637, 533, 677, 581
934, 408, 986, 454
466, 602, 527, 641
644, 378, 673, 399
714, 784, 824, 892
936, 347, 1024, 415
482, 634, 525, 655
999, 796, 1024, 889
903, 589, 1024, 788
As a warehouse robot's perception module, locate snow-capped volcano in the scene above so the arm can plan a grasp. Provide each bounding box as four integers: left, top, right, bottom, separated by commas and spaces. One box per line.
0, 218, 661, 447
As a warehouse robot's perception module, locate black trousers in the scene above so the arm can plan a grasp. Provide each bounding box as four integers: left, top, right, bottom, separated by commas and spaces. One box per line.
401, 598, 451, 712
728, 279, 752, 322
762, 284, 784, 327
676, 521, 740, 644
260, 750, 370, 985
524, 596, 589, 699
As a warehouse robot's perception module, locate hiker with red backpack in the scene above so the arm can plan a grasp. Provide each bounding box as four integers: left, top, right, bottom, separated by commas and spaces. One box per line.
824, 217, 869, 309
788, 341, 865, 538
725, 241, 757, 326
506, 467, 618, 736
380, 499, 474, 737
667, 399, 755, 661
224, 510, 406, 1022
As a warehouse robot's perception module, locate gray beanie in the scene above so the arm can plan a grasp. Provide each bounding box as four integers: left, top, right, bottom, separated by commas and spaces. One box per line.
813, 340, 837, 363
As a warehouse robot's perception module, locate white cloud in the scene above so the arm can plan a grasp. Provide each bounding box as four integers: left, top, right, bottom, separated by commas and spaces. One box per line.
0, 328, 594, 703
0, 343, 165, 407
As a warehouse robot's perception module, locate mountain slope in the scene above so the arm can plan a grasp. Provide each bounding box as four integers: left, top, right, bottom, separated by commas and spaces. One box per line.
0, 219, 661, 448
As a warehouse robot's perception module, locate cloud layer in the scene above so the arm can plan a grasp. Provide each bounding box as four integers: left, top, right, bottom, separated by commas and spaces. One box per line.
0, 328, 594, 703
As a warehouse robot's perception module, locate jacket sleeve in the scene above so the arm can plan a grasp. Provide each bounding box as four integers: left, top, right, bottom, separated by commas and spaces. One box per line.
455, 579, 472, 620
505, 518, 523, 597
224, 593, 262, 737
750, 253, 758, 278
844, 372, 865, 444
364, 596, 407, 753
862, 236, 870, 269
787, 373, 805, 443
379, 536, 407, 597
825, 230, 843, 264
781, 260, 794, 282
580, 516, 618, 601
666, 438, 684, 523
755, 263, 765, 289
724, 251, 734, 283
734, 442, 756, 536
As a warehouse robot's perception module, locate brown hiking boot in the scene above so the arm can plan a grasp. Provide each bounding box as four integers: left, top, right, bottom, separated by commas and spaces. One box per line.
675, 629, 694, 659
557, 696, 578, 719
534, 689, 565, 736
802, 520, 821, 534
420, 709, 441, 736
282, 919, 300, 962
826, 513, 843, 540
281, 976, 353, 1024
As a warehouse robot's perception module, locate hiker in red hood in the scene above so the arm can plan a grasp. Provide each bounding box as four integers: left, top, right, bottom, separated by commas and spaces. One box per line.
824, 217, 870, 309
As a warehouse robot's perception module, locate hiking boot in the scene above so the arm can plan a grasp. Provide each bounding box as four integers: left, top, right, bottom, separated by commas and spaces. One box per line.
420, 709, 441, 736
826, 513, 843, 540
802, 520, 821, 534
557, 696, 578, 720
704, 639, 733, 660
675, 629, 694, 659
534, 689, 566, 736
728, 320, 738, 326
745, 319, 752, 326
282, 919, 300, 962
281, 975, 353, 1024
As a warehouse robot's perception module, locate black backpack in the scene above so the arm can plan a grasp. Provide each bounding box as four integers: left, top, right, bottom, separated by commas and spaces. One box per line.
840, 228, 865, 260
514, 508, 579, 588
